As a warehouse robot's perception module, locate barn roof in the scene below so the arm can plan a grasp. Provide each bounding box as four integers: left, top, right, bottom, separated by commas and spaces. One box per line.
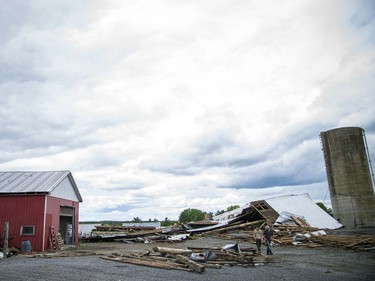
265, 193, 342, 229
0, 171, 83, 202
209, 193, 342, 230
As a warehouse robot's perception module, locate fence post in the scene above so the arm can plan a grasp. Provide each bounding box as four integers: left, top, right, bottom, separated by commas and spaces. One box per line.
3, 222, 9, 259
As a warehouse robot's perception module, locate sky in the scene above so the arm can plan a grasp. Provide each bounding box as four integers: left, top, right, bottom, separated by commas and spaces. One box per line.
1, 0, 374, 221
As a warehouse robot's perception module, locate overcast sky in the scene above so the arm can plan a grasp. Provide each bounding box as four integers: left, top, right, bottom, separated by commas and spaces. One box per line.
1, 0, 374, 221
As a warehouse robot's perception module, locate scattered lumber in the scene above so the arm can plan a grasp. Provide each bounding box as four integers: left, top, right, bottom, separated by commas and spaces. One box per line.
175, 254, 205, 273
310, 234, 375, 250
204, 222, 375, 252
200, 219, 266, 235
291, 216, 310, 227
100, 256, 192, 272
100, 243, 273, 274
32, 251, 97, 258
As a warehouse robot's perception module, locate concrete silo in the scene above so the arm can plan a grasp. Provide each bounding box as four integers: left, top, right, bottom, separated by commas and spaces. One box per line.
320, 127, 375, 228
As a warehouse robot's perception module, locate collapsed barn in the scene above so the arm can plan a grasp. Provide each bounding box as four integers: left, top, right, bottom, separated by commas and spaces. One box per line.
78, 193, 374, 253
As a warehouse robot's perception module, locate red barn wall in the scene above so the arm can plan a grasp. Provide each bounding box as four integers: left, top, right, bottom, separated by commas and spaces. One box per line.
0, 195, 45, 252
45, 196, 79, 249
0, 195, 80, 252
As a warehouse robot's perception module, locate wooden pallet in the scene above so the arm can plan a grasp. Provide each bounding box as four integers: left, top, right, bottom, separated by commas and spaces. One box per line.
56, 233, 65, 250
50, 226, 57, 250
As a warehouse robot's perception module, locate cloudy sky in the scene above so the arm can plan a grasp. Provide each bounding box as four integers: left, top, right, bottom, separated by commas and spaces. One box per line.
1, 0, 374, 221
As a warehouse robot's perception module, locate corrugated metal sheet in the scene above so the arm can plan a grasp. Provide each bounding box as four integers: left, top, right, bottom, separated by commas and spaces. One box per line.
206, 193, 343, 231
266, 193, 343, 229
0, 171, 70, 193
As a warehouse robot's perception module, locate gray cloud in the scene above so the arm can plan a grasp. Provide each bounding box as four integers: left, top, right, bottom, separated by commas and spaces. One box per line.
1, 0, 374, 220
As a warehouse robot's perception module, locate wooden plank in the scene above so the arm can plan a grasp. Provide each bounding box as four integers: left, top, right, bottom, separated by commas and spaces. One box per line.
291, 216, 310, 227
202, 219, 266, 235
214, 251, 253, 265
152, 246, 192, 255
345, 237, 372, 248
175, 254, 205, 273
206, 260, 239, 265
99, 256, 192, 272
120, 253, 182, 265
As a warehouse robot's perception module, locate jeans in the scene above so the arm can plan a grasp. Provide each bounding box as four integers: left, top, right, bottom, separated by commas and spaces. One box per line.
255, 239, 262, 252
266, 239, 273, 254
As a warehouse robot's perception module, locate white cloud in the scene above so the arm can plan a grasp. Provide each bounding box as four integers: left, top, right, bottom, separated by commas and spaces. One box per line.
0, 0, 374, 220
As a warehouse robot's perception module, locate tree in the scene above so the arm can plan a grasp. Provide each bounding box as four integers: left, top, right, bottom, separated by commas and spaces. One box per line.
178, 208, 205, 223
226, 205, 240, 212
316, 202, 333, 216
215, 209, 225, 216
132, 217, 142, 222
215, 205, 240, 216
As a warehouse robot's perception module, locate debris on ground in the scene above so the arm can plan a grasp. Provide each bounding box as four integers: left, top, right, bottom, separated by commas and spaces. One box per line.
100, 243, 270, 274
30, 250, 97, 258
81, 224, 189, 243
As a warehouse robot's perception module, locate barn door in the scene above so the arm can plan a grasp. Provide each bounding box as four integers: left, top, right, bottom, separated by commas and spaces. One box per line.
59, 206, 75, 245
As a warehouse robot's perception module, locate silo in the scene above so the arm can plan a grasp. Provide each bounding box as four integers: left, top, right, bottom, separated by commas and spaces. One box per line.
320, 127, 375, 228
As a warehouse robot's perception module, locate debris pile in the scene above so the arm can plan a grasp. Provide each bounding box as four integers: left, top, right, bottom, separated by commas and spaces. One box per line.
205, 224, 375, 251
80, 219, 375, 252
100, 244, 271, 274
81, 224, 190, 243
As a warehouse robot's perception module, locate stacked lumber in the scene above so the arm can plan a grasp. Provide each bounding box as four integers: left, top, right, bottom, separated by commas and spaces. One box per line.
100, 245, 273, 274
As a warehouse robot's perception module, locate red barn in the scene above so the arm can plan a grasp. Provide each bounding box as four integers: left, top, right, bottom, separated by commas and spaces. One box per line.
0, 171, 83, 252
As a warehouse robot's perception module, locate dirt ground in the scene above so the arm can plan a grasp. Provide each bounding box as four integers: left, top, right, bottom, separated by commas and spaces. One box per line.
1, 236, 374, 281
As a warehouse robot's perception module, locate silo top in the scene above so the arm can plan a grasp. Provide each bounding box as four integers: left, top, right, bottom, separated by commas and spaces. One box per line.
321, 126, 364, 134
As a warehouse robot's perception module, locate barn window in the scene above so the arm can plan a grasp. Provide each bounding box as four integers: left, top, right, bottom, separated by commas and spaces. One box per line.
20, 226, 35, 236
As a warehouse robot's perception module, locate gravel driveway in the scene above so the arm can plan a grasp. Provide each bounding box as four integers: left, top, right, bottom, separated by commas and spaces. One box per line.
1, 237, 374, 281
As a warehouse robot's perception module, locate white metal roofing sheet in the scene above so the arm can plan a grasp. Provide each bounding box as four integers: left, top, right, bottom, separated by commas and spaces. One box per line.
0, 171, 70, 194
265, 193, 343, 229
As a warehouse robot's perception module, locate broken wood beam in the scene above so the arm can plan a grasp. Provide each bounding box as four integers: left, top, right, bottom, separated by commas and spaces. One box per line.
175, 254, 205, 273
202, 219, 266, 235
344, 237, 372, 249
214, 251, 254, 265
100, 256, 192, 272
152, 246, 192, 255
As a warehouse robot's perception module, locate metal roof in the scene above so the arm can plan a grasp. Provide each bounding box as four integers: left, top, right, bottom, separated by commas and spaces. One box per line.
265, 193, 342, 229
210, 193, 343, 230
0, 171, 83, 202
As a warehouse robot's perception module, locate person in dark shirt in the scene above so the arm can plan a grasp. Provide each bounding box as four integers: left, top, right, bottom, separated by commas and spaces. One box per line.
263, 225, 274, 255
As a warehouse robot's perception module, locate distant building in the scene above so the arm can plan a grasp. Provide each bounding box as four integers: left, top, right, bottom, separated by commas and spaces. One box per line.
0, 171, 83, 252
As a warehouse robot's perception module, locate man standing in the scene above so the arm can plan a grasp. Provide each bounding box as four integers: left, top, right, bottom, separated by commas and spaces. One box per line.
253, 226, 263, 255
263, 225, 274, 255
